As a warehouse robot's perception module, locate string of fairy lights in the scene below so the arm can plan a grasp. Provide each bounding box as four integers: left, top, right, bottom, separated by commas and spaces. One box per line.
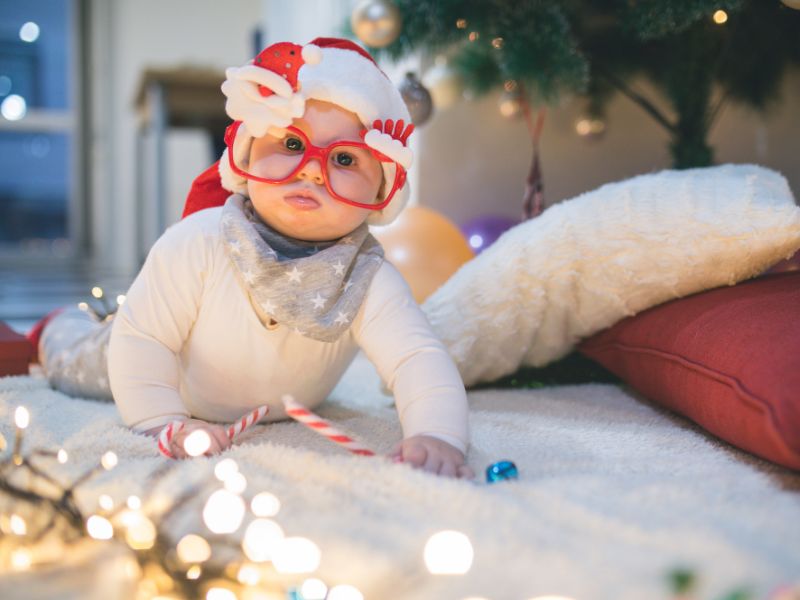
0, 400, 507, 600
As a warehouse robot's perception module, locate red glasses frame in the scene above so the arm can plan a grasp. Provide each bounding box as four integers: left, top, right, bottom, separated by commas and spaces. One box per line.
225, 120, 407, 210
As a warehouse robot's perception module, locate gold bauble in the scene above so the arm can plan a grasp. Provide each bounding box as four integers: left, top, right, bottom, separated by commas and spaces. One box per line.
351, 0, 402, 48
781, 0, 800, 9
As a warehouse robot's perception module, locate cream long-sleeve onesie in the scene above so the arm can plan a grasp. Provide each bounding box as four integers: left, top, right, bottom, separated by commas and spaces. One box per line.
107, 207, 469, 454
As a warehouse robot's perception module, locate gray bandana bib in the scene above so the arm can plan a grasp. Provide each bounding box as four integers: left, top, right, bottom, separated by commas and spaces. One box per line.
221, 194, 384, 342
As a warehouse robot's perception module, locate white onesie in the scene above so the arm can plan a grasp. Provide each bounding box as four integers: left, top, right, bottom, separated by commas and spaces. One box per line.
107, 207, 469, 453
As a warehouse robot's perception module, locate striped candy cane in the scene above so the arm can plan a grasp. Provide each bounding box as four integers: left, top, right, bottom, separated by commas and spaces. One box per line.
281, 394, 375, 456
158, 404, 270, 459
157, 420, 186, 459
227, 405, 270, 440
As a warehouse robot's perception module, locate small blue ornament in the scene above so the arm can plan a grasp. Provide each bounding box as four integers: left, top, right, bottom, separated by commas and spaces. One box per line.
485, 460, 518, 483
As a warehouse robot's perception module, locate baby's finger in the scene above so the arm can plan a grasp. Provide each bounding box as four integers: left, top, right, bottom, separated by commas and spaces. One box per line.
457, 464, 476, 480
439, 461, 458, 479
403, 444, 427, 467
208, 426, 232, 451
203, 436, 225, 457
169, 438, 188, 460
423, 453, 443, 475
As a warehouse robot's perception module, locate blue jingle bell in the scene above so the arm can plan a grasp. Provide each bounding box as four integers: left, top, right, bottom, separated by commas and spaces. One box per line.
485, 460, 519, 483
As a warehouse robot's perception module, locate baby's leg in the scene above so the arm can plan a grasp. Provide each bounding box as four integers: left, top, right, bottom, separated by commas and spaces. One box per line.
38, 306, 113, 400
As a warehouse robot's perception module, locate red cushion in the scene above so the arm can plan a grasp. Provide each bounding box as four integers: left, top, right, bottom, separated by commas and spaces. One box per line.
0, 321, 33, 376
578, 272, 800, 471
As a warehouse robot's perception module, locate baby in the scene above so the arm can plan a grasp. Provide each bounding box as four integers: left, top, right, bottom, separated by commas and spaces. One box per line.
102, 38, 472, 477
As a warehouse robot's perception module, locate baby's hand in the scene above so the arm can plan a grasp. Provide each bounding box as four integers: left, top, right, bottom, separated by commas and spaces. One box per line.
389, 435, 475, 480
143, 419, 232, 459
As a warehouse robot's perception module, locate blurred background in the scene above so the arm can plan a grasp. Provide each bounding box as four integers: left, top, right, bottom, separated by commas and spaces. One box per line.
0, 0, 798, 330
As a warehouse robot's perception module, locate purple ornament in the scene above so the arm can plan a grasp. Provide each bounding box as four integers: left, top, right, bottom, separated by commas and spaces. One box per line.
461, 215, 518, 253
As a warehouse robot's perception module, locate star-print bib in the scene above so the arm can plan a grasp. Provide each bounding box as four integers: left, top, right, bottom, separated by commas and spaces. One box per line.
220, 194, 385, 342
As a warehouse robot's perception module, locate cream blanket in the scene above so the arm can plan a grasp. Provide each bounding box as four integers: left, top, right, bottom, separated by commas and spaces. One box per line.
423, 164, 800, 386
1, 354, 798, 600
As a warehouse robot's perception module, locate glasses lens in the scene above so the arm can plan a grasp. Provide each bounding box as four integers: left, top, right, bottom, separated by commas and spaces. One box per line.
326, 144, 385, 206
245, 130, 306, 181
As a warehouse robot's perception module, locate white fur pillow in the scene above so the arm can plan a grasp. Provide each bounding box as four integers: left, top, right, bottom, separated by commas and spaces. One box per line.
421, 164, 800, 387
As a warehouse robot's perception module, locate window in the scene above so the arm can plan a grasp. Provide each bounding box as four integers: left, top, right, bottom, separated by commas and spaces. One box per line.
0, 0, 83, 260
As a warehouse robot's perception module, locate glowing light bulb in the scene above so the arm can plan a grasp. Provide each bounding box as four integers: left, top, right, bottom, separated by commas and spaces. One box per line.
469, 234, 484, 249
242, 518, 284, 562
203, 489, 245, 534
177, 534, 212, 563
91, 286, 104, 298
250, 492, 281, 517
186, 564, 202, 579
77, 302, 89, 312
19, 22, 40, 43
713, 9, 728, 24
1, 95, 27, 121
214, 458, 239, 482
328, 585, 364, 600
101, 451, 118, 470
87, 515, 114, 540
183, 430, 211, 457
224, 471, 247, 495
127, 495, 141, 510
116, 294, 126, 305
300, 578, 328, 600
272, 537, 321, 574
125, 513, 156, 550
98, 494, 114, 511
10, 514, 26, 535
11, 548, 31, 570
15, 406, 30, 429
206, 589, 237, 600
424, 530, 474, 575
57, 448, 68, 463
237, 563, 261, 585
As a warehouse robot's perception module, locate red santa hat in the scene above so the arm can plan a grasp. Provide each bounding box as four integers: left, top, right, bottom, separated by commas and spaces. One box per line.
183, 37, 414, 226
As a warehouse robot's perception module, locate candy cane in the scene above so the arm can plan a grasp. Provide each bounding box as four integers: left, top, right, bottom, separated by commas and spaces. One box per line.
157, 420, 186, 459
281, 394, 375, 456
158, 404, 269, 459
227, 405, 269, 440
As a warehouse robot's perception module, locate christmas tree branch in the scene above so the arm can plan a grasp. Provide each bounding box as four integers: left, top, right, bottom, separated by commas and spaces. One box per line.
592, 62, 676, 134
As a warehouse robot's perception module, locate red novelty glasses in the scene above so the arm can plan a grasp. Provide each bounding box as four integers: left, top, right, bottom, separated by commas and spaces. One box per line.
225, 121, 407, 210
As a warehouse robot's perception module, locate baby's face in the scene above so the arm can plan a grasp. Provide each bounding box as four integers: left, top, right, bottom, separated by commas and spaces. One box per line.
247, 100, 382, 242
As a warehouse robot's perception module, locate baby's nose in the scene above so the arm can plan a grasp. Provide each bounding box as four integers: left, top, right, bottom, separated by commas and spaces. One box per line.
297, 158, 324, 185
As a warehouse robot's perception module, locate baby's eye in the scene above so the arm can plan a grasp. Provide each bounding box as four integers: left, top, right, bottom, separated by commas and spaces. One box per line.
333, 152, 355, 167
284, 136, 304, 152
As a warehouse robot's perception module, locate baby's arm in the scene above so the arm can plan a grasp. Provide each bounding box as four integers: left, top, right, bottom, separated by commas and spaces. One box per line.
108, 215, 219, 453
352, 261, 471, 479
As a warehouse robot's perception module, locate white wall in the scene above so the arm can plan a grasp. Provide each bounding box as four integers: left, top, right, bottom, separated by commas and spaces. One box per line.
88, 0, 261, 273
416, 70, 800, 225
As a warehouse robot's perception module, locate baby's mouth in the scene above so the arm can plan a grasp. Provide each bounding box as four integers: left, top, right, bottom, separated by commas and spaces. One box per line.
283, 190, 322, 210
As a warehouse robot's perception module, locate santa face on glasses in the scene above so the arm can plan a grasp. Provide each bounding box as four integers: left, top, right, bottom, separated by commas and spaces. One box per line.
242, 99, 384, 242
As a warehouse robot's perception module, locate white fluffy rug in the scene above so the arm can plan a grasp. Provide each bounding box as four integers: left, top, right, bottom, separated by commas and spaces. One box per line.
1, 353, 799, 600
